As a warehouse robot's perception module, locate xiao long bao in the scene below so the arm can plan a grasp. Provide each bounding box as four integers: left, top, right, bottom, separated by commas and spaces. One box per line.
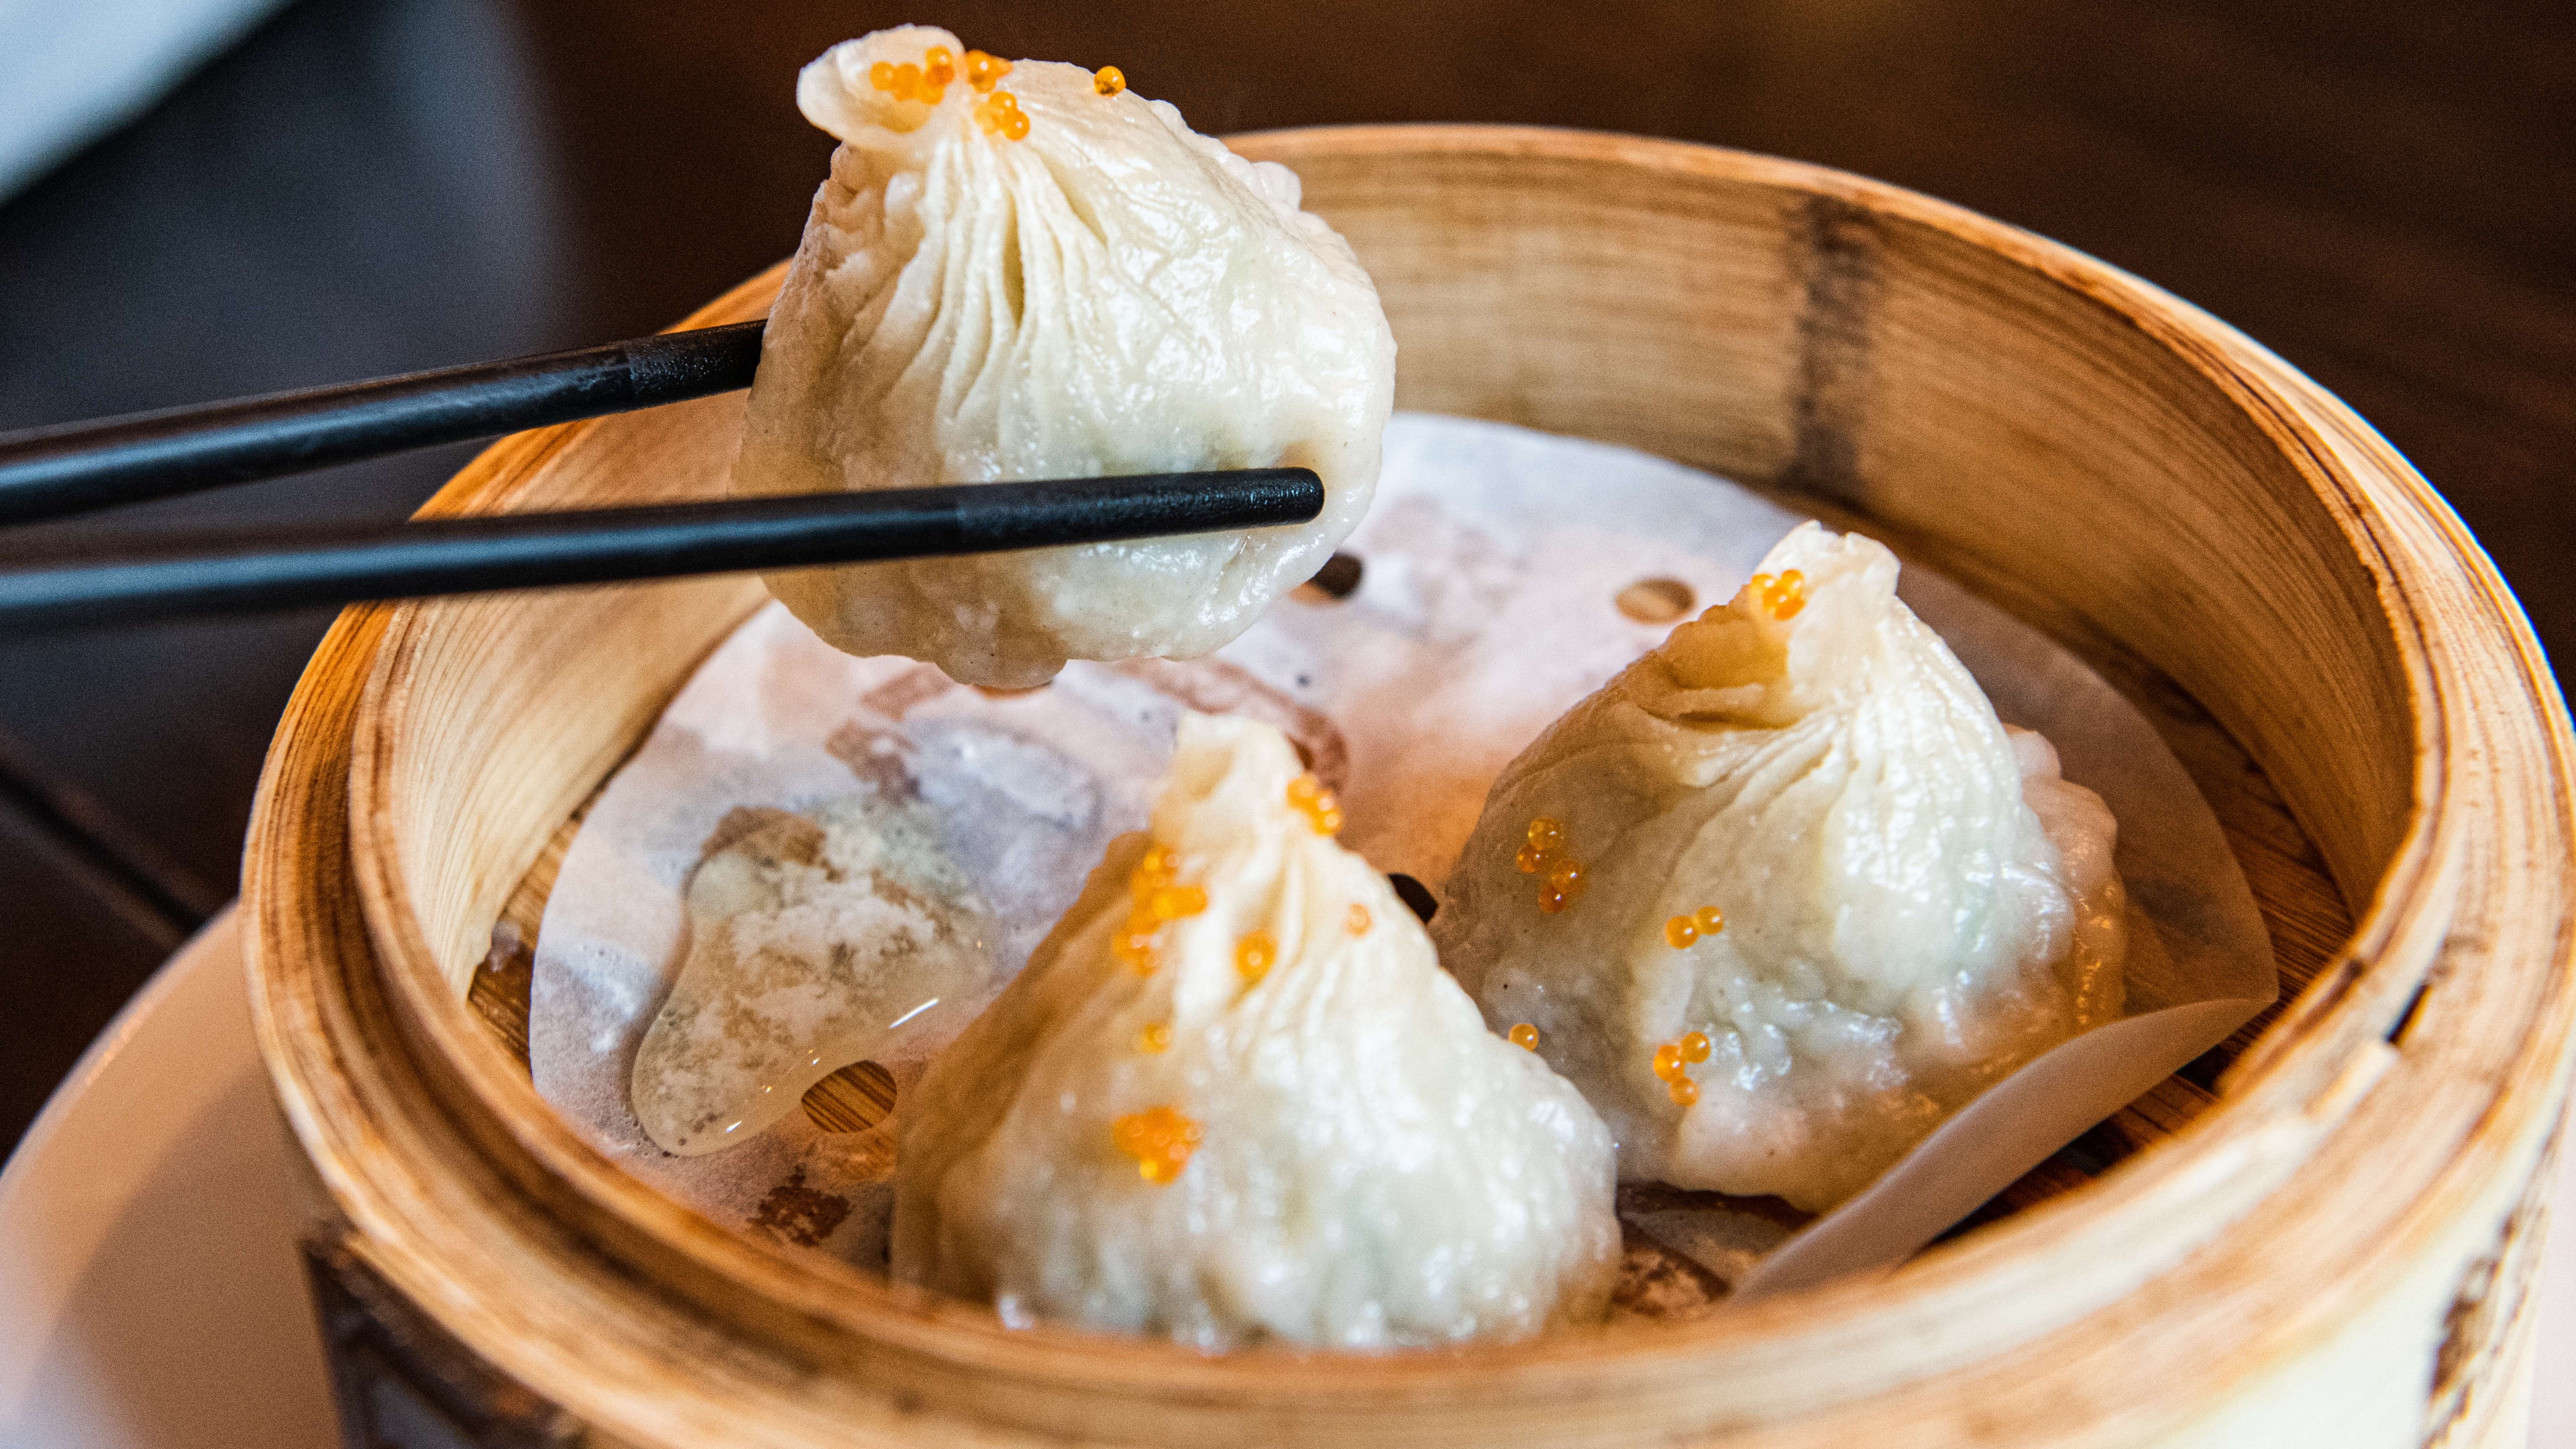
1436, 525, 2131, 1212
733, 25, 1397, 688
893, 714, 1621, 1349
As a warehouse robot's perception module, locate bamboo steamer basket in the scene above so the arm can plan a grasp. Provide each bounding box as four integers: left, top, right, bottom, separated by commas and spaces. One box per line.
244, 126, 2575, 1448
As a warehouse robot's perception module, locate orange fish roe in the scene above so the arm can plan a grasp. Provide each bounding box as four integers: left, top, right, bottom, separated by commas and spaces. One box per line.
923, 45, 956, 86
1519, 817, 1585, 914
963, 49, 1012, 90
1745, 569, 1807, 621
1348, 902, 1371, 936
1093, 64, 1126, 95
1235, 930, 1277, 984
1546, 857, 1585, 900
1137, 1020, 1172, 1054
1112, 1106, 1201, 1184
1112, 923, 1159, 975
1654, 1034, 1708, 1102
869, 56, 943, 105
1117, 843, 1201, 975
1509, 1022, 1540, 1051
1667, 905, 1725, 947
974, 89, 1029, 140
1131, 843, 1176, 894
1285, 772, 1343, 835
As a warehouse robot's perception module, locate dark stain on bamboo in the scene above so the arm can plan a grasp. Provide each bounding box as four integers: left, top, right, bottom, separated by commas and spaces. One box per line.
1781, 193, 1879, 509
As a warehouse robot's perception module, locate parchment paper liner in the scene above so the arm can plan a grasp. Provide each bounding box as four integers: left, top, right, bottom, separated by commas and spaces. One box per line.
529, 413, 2275, 1314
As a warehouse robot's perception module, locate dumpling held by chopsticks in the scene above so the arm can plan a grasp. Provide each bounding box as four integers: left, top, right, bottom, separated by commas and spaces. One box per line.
735, 27, 1397, 688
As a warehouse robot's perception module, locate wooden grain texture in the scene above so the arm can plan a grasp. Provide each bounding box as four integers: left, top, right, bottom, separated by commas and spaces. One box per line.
244, 127, 2576, 1448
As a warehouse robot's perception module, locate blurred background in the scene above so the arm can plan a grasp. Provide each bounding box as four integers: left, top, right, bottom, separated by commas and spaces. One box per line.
0, 0, 2569, 1152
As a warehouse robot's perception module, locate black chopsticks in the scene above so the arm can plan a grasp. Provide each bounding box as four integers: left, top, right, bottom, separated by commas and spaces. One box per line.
0, 470, 1324, 629
0, 323, 767, 527
0, 321, 1326, 627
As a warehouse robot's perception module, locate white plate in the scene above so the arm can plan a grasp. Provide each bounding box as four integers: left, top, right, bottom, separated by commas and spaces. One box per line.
0, 909, 2567, 1447
0, 908, 335, 1449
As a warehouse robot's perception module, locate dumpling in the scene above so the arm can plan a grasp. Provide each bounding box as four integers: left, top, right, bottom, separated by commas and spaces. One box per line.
1434, 524, 2127, 1212
631, 796, 998, 1155
735, 28, 1397, 688
892, 712, 1619, 1349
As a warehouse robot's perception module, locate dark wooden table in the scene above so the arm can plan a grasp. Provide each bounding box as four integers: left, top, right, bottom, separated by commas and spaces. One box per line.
2, 0, 2567, 1150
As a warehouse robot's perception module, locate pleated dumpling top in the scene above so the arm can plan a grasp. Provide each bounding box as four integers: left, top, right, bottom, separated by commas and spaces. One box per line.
1436, 524, 2129, 1212
894, 712, 1619, 1349
735, 28, 1395, 688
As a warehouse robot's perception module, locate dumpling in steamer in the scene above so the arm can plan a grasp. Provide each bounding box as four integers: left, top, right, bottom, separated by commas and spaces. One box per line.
1435, 524, 2128, 1213
892, 713, 1619, 1349
736, 28, 1397, 688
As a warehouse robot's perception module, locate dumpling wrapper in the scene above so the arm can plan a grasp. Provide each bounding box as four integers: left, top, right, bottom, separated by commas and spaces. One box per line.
894, 712, 1620, 1349
632, 795, 1000, 1156
736, 28, 1397, 688
1437, 524, 2127, 1212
